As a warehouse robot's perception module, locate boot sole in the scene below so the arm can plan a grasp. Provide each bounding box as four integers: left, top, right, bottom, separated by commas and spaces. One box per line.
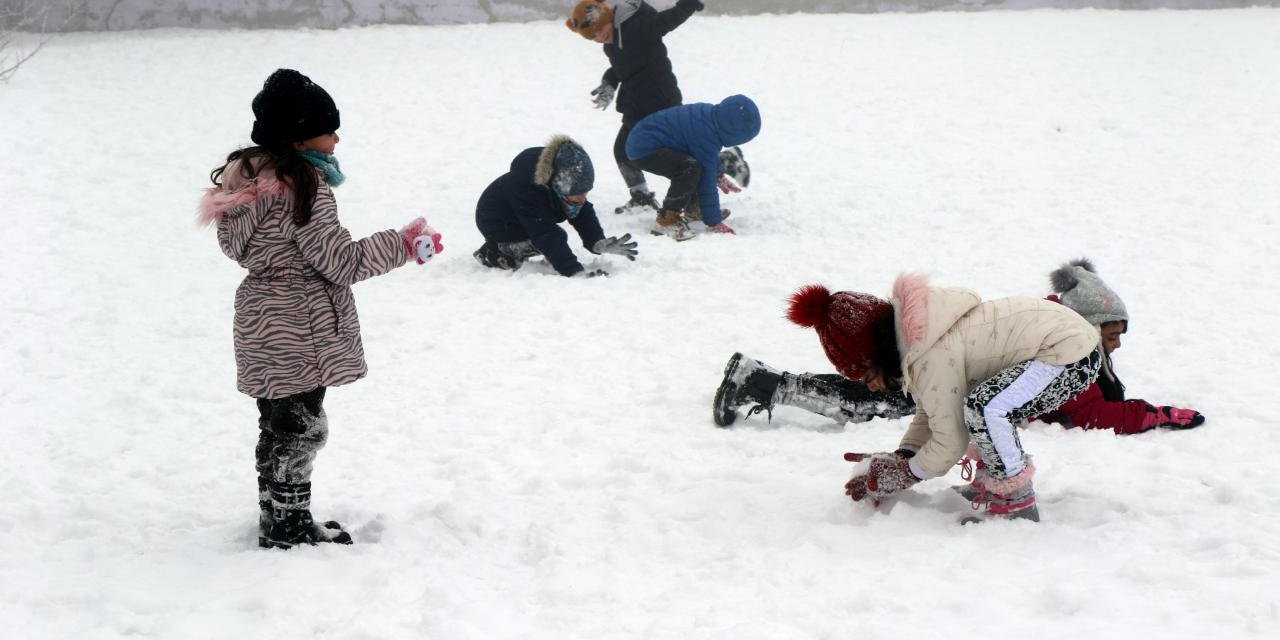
712, 353, 744, 427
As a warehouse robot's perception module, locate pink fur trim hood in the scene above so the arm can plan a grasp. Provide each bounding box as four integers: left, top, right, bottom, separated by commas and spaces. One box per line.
892, 273, 930, 349
195, 161, 287, 227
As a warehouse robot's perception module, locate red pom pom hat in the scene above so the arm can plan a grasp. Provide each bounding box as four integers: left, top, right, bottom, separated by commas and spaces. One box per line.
787, 284, 894, 381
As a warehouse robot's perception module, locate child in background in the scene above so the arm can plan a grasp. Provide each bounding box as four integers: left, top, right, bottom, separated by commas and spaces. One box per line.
566, 0, 705, 214
472, 135, 637, 277
199, 68, 441, 549
1036, 258, 1204, 433
625, 94, 761, 239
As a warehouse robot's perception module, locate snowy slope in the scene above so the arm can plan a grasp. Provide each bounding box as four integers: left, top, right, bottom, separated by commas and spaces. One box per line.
1, 9, 1278, 639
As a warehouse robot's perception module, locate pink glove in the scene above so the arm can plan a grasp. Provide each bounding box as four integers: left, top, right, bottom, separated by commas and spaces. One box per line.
399, 217, 444, 265
717, 173, 742, 194
1141, 405, 1205, 430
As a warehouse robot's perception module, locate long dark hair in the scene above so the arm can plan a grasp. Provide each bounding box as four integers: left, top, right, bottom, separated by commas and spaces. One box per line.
870, 313, 904, 381
210, 145, 319, 226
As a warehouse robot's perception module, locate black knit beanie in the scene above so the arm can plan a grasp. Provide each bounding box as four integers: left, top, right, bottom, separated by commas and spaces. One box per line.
250, 69, 340, 147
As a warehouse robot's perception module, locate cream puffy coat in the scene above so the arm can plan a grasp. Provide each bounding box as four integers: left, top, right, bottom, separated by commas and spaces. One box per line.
891, 274, 1098, 478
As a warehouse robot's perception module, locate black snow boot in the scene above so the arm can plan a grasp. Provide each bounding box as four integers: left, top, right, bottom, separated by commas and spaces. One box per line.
614, 189, 660, 214
713, 352, 783, 427
261, 481, 353, 549
257, 476, 272, 545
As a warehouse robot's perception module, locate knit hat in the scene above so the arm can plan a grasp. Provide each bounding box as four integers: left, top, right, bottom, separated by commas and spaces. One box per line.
787, 284, 895, 381
250, 69, 340, 147
1049, 258, 1128, 327
715, 95, 762, 147
534, 135, 595, 195
566, 0, 614, 40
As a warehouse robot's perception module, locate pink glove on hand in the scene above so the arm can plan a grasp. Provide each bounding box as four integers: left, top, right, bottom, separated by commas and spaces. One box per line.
1141, 405, 1205, 430
843, 452, 920, 503
716, 173, 742, 194
399, 217, 444, 265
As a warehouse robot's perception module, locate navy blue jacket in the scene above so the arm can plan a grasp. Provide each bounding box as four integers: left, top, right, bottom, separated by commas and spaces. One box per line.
475, 147, 606, 277
602, 0, 702, 125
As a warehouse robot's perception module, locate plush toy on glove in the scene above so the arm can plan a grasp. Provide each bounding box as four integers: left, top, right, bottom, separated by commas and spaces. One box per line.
399, 217, 444, 265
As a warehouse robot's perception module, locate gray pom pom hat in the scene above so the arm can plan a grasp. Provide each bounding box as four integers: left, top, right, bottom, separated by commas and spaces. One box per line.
1049, 258, 1128, 328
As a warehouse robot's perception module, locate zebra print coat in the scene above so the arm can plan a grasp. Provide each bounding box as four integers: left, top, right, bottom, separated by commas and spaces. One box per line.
199, 160, 409, 399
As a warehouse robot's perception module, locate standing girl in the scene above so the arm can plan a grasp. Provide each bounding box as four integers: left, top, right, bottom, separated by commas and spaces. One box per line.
199, 69, 442, 548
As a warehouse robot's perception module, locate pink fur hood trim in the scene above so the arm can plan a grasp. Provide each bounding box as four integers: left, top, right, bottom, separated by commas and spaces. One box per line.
195, 166, 287, 227
892, 273, 930, 349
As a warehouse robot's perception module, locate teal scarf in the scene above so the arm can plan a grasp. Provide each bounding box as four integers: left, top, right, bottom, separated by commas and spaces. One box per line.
300, 150, 346, 187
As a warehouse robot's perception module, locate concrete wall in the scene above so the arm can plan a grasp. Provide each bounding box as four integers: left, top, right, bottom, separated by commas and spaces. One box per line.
7, 0, 1274, 32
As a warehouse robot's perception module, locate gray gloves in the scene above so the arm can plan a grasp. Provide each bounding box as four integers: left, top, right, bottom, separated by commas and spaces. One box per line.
591, 82, 616, 110
593, 233, 638, 261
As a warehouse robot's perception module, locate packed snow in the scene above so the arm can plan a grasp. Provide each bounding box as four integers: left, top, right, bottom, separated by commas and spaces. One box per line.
2, 8, 1278, 639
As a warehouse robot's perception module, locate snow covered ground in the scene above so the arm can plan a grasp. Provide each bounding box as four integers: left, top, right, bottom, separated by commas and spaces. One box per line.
2, 8, 1278, 639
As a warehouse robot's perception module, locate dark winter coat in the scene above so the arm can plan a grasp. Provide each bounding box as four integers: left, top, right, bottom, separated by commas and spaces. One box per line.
199, 159, 409, 399
626, 97, 762, 224
1035, 377, 1157, 434
475, 146, 607, 277
601, 0, 702, 125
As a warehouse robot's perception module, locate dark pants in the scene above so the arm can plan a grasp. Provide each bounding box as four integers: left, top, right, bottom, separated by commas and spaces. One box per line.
631, 148, 701, 213
614, 123, 647, 190
255, 387, 328, 485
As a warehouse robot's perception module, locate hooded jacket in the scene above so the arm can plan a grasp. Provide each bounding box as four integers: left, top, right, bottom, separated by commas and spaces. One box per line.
625, 95, 761, 226
474, 138, 607, 277
890, 274, 1099, 477
198, 160, 408, 399
600, 0, 702, 124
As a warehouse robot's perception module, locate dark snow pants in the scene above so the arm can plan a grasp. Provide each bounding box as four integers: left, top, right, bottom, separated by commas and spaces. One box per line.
965, 349, 1101, 479
777, 373, 917, 424
630, 147, 701, 213
255, 386, 329, 485
613, 122, 647, 190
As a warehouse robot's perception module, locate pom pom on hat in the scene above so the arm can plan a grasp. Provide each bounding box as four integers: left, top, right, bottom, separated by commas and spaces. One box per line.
566, 0, 614, 40
1049, 258, 1128, 327
787, 284, 894, 381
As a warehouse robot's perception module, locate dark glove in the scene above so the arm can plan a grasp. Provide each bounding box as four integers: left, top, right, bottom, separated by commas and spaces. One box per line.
1142, 405, 1205, 430
865, 454, 921, 499
573, 268, 609, 278
592, 233, 638, 261
590, 83, 615, 110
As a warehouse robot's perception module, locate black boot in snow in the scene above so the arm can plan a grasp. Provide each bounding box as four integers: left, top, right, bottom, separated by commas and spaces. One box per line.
614, 189, 660, 214
257, 476, 272, 546
713, 352, 783, 427
261, 481, 353, 549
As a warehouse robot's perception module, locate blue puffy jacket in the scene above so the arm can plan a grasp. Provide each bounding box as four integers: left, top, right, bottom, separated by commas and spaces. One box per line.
625, 95, 760, 226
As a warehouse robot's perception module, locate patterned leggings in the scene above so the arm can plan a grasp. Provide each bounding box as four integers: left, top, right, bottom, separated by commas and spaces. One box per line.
965, 349, 1101, 479
254, 386, 329, 485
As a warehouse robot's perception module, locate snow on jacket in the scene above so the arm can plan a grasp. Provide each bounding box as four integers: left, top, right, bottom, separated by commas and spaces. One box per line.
891, 274, 1099, 478
625, 97, 760, 226
474, 144, 607, 277
199, 160, 408, 399
601, 0, 702, 124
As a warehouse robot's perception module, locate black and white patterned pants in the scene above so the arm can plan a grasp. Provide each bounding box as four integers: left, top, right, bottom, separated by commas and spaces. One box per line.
254, 386, 329, 485
965, 349, 1101, 479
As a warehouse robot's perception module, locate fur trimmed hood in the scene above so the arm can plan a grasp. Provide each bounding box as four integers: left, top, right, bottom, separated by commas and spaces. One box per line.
196, 159, 287, 227
532, 134, 594, 194
890, 273, 981, 388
